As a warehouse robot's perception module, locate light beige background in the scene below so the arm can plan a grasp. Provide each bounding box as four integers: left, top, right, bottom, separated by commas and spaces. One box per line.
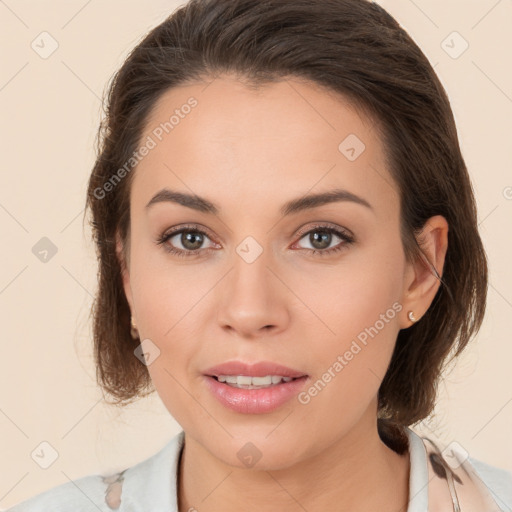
0, 0, 511, 508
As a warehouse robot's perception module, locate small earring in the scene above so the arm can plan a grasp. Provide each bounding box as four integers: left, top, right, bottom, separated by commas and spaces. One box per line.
130, 316, 139, 339
408, 311, 418, 323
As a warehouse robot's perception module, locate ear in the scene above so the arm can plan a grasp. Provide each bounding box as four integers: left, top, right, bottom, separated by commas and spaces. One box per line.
401, 215, 449, 328
115, 230, 134, 314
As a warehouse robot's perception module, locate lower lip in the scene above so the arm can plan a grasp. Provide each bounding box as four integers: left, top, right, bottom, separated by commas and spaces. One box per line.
203, 375, 309, 414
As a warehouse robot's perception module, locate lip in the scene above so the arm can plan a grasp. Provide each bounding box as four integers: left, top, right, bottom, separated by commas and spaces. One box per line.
202, 360, 309, 414
203, 374, 310, 414
203, 360, 308, 379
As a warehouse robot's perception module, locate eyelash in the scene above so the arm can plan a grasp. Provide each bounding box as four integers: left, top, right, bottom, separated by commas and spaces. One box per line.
156, 223, 355, 258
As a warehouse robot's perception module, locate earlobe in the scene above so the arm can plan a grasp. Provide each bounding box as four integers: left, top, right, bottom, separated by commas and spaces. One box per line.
402, 215, 449, 326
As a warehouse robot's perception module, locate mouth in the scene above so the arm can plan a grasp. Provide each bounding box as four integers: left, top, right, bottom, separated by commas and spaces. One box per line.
203, 372, 310, 414
201, 360, 309, 413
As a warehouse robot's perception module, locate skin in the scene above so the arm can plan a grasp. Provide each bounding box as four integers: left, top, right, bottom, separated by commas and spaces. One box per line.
116, 74, 448, 512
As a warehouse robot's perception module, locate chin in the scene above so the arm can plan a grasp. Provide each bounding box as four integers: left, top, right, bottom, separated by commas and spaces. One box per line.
203, 432, 307, 471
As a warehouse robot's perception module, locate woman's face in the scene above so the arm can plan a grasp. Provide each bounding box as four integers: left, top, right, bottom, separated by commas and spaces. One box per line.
118, 75, 422, 468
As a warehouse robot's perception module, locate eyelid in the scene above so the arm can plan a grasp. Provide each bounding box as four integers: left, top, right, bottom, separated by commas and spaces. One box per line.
294, 221, 353, 239
163, 222, 213, 238
162, 222, 225, 246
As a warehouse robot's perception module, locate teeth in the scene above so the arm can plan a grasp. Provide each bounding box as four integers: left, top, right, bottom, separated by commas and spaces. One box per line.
216, 375, 295, 388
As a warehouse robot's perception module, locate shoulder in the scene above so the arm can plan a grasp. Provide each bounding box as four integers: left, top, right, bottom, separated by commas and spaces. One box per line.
5, 431, 185, 512
468, 456, 512, 510
406, 428, 512, 511
3, 471, 122, 512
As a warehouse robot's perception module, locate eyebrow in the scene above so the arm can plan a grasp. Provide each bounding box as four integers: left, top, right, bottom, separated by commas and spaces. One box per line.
145, 187, 373, 216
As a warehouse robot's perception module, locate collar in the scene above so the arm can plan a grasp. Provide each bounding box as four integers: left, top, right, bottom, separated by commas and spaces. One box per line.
119, 427, 508, 511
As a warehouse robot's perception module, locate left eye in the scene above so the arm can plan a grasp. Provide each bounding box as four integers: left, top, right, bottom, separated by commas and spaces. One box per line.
293, 226, 354, 255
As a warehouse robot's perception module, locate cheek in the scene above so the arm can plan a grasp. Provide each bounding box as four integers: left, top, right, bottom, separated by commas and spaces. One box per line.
294, 249, 403, 405
130, 259, 204, 420
294, 251, 403, 348
129, 242, 207, 338
128, 244, 208, 379
300, 295, 400, 433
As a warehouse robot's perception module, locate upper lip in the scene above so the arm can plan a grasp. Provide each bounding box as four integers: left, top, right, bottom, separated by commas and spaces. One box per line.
203, 360, 308, 378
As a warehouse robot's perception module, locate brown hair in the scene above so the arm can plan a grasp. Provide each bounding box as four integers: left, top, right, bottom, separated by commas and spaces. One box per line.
84, 0, 488, 454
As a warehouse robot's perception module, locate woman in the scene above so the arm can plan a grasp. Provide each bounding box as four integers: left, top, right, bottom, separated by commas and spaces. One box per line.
7, 0, 512, 510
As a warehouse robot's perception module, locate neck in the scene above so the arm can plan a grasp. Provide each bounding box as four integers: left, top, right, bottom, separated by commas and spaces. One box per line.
177, 407, 410, 512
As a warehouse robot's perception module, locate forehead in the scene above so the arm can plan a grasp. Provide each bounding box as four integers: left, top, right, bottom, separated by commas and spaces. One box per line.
132, 75, 399, 221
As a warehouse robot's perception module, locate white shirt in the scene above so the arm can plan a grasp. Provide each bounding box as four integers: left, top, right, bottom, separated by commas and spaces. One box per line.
5, 427, 512, 511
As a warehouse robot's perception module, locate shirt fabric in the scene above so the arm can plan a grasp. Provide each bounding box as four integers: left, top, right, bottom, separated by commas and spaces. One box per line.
6, 427, 512, 511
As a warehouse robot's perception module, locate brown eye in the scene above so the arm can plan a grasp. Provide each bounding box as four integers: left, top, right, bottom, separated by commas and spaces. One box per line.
306, 230, 334, 250
174, 230, 205, 251
156, 224, 217, 257
294, 225, 354, 256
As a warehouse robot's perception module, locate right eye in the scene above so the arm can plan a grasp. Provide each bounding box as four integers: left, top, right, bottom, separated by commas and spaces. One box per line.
156, 224, 219, 257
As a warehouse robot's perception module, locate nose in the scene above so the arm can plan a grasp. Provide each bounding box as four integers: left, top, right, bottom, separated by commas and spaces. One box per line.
215, 247, 290, 338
